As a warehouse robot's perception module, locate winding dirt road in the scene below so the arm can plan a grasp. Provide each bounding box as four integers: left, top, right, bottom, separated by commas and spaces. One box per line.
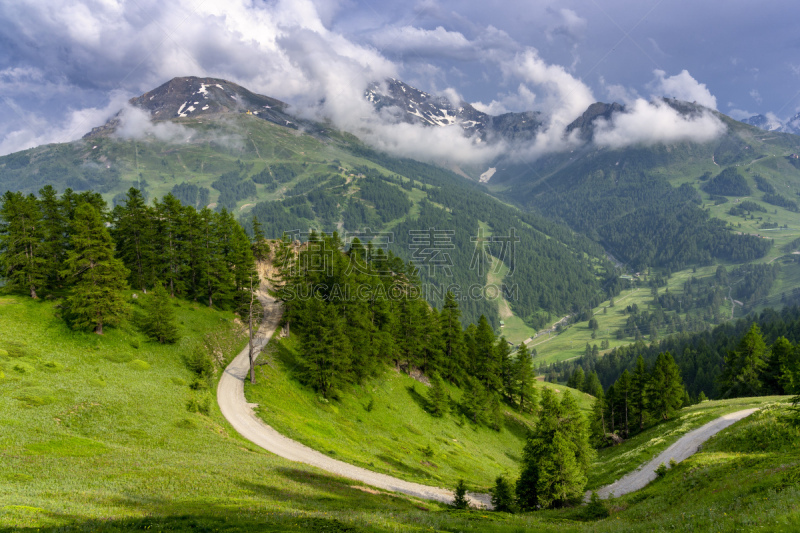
594, 408, 758, 499
216, 294, 491, 508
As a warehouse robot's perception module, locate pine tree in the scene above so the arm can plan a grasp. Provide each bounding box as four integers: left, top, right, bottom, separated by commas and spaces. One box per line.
649, 352, 685, 420
153, 194, 186, 297
61, 203, 130, 334
427, 371, 448, 417
140, 284, 180, 343
617, 370, 632, 437
474, 315, 499, 389
589, 389, 607, 446
567, 367, 585, 391
0, 191, 47, 298
497, 337, 515, 401
491, 476, 516, 513
632, 355, 649, 430
516, 389, 593, 510
300, 299, 352, 398
38, 185, 68, 286
440, 291, 465, 381
251, 215, 270, 262
111, 188, 156, 292
722, 323, 767, 397
513, 342, 537, 413
584, 371, 603, 398
452, 479, 469, 509
462, 375, 488, 424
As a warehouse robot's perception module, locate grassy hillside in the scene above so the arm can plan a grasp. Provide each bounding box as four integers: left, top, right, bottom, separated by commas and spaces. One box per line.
245, 335, 593, 493
2, 294, 798, 532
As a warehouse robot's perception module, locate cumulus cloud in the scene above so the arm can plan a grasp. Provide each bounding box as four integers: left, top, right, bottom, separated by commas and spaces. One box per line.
651, 70, 717, 109
0, 90, 129, 156
593, 98, 726, 149
546, 8, 587, 43
370, 26, 474, 58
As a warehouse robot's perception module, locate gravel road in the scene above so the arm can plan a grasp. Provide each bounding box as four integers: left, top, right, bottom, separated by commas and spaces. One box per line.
217, 295, 491, 508
594, 408, 758, 499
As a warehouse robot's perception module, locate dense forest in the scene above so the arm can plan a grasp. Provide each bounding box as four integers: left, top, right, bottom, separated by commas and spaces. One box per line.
272, 232, 542, 427
0, 186, 258, 334
250, 147, 613, 328
544, 305, 800, 400
520, 157, 772, 271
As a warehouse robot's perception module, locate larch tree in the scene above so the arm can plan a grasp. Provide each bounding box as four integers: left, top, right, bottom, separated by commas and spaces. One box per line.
722, 323, 767, 397
513, 342, 537, 413
61, 203, 130, 334
141, 283, 180, 344
0, 191, 47, 298
649, 352, 685, 420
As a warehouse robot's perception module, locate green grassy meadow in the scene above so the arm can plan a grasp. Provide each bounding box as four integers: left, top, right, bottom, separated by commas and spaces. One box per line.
1, 294, 799, 531
245, 335, 593, 493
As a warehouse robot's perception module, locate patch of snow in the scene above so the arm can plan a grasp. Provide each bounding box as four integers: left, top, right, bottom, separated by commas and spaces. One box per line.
92, 145, 97, 149
149, 96, 154, 100
263, 105, 271, 109
177, 101, 188, 117
186, 106, 196, 113
201, 105, 209, 110
194, 102, 199, 105
198, 84, 209, 96
253, 111, 259, 115
215, 84, 224, 89
479, 167, 496, 183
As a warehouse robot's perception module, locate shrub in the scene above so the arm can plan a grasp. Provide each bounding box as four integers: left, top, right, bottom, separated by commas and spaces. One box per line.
452, 479, 469, 509
491, 476, 516, 513
655, 463, 668, 478
584, 491, 610, 519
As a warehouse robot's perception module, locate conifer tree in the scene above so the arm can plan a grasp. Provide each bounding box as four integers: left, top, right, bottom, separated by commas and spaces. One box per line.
251, 215, 270, 262
584, 370, 603, 398
722, 323, 767, 397
452, 479, 469, 509
513, 342, 537, 413
300, 299, 352, 398
153, 194, 186, 297
427, 371, 448, 417
474, 315, 498, 389
440, 291, 465, 381
516, 389, 593, 510
589, 389, 607, 446
61, 203, 129, 334
491, 476, 516, 513
462, 375, 488, 424
0, 191, 47, 298
617, 370, 632, 437
649, 352, 685, 420
141, 283, 180, 343
497, 337, 515, 401
38, 185, 68, 286
111, 188, 156, 292
632, 355, 649, 430
567, 367, 585, 391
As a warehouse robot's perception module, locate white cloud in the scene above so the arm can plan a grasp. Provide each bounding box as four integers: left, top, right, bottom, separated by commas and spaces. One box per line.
0, 90, 129, 156
593, 98, 726, 149
546, 8, 587, 43
750, 89, 763, 104
370, 26, 474, 58
114, 105, 194, 143
651, 70, 717, 109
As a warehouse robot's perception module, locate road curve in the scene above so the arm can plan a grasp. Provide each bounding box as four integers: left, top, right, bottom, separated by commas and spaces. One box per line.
594, 408, 758, 499
217, 295, 491, 508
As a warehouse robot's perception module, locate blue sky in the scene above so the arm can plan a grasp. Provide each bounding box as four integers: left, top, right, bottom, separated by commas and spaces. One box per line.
1, 0, 798, 157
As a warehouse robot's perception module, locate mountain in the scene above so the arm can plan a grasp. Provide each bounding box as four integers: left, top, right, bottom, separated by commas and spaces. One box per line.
366, 78, 544, 141
86, 76, 313, 138
742, 112, 800, 135
0, 76, 612, 329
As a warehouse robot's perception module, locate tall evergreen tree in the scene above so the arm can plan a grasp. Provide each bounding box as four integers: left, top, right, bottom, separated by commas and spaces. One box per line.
61, 203, 129, 334
513, 342, 537, 413
300, 299, 352, 398
140, 283, 180, 343
111, 188, 156, 292
649, 352, 685, 420
251, 215, 270, 262
567, 367, 585, 391
617, 370, 632, 437
427, 371, 448, 417
516, 389, 593, 510
440, 291, 465, 381
38, 185, 68, 286
153, 194, 186, 297
631, 355, 649, 430
497, 337, 515, 401
0, 191, 47, 298
722, 323, 767, 397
